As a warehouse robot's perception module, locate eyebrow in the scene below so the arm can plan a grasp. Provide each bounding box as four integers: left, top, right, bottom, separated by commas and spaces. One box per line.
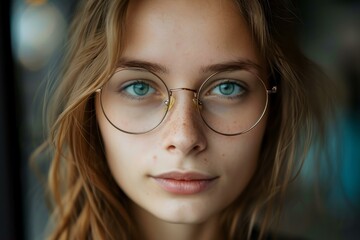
118, 58, 169, 74
200, 58, 262, 73
117, 58, 262, 74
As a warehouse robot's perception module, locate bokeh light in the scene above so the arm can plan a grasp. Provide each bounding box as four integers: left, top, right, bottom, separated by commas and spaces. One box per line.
12, 2, 66, 71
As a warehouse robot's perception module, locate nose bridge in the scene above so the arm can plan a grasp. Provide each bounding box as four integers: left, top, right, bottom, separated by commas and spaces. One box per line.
169, 87, 198, 101
162, 87, 207, 155
165, 87, 205, 138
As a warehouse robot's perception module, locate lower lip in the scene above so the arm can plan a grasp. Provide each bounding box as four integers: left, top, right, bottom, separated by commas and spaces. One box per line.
153, 178, 217, 194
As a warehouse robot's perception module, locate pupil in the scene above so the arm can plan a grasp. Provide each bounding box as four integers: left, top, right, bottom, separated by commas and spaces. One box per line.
134, 83, 149, 95
219, 83, 234, 95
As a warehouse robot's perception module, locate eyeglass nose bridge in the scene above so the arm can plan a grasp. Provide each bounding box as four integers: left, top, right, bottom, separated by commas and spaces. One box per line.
165, 87, 202, 111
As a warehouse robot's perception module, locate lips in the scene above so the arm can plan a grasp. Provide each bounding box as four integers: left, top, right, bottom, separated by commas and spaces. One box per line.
152, 171, 218, 194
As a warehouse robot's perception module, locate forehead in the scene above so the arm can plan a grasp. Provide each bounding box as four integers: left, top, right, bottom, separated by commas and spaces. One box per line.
122, 0, 264, 79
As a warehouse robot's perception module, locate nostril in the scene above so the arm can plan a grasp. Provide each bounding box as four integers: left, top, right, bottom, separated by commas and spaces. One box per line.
167, 145, 176, 152
166, 143, 203, 154
193, 145, 200, 151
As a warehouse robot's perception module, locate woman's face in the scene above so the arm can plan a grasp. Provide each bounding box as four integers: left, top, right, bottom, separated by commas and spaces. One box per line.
97, 0, 267, 224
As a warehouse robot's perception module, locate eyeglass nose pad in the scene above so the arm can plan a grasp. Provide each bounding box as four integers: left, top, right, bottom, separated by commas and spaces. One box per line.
166, 96, 175, 110
192, 98, 202, 109
165, 96, 202, 111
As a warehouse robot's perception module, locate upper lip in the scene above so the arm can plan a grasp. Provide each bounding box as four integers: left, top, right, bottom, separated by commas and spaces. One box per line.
152, 171, 218, 181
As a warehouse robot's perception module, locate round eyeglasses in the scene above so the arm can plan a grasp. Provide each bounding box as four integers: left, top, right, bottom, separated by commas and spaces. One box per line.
96, 67, 277, 136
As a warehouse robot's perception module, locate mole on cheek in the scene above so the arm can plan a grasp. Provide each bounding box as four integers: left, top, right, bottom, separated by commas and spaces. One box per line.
152, 155, 157, 162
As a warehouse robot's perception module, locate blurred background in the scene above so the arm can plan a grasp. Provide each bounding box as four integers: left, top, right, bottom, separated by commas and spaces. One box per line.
0, 0, 359, 239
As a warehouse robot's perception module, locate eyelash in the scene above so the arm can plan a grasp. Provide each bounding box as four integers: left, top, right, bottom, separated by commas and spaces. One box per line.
119, 80, 157, 100
205, 80, 248, 99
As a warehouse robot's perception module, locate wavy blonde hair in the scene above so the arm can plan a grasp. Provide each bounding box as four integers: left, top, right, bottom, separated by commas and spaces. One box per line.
35, 0, 338, 239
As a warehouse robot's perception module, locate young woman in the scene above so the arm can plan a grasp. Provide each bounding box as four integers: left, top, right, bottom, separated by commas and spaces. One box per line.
37, 0, 337, 239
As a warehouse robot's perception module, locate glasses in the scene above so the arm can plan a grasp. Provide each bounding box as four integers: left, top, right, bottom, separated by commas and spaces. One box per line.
96, 67, 277, 136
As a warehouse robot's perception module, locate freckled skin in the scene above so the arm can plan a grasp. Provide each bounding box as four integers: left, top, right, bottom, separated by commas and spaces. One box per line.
96, 0, 267, 238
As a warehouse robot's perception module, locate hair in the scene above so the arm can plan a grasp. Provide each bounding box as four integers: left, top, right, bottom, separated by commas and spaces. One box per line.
34, 0, 339, 239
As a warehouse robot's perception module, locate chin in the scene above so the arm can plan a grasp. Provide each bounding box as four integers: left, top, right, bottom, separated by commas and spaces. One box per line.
149, 200, 220, 224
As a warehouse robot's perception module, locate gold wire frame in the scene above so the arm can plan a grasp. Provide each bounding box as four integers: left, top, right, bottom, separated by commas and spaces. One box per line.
96, 67, 277, 135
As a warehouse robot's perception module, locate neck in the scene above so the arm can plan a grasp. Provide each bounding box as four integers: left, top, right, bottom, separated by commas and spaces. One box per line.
131, 204, 222, 240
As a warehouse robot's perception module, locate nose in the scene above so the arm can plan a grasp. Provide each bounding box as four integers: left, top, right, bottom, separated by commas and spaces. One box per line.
161, 90, 207, 156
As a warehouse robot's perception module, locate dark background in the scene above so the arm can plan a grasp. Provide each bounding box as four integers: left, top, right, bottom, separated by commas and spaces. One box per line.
1, 0, 24, 239
1, 0, 359, 239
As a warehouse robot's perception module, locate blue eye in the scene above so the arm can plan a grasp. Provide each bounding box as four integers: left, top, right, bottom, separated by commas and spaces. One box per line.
124, 81, 155, 97
211, 81, 246, 97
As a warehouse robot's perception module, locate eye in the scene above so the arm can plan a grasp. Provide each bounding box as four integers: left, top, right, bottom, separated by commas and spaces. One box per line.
210, 80, 246, 97
123, 81, 156, 97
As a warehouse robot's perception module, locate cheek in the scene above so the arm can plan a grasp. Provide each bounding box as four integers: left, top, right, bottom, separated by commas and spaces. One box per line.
212, 120, 266, 195
98, 125, 156, 203
218, 141, 259, 187
96, 98, 142, 185
98, 122, 149, 174
96, 94, 155, 152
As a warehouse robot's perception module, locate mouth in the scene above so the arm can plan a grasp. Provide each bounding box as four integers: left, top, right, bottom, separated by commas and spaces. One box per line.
152, 171, 219, 195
